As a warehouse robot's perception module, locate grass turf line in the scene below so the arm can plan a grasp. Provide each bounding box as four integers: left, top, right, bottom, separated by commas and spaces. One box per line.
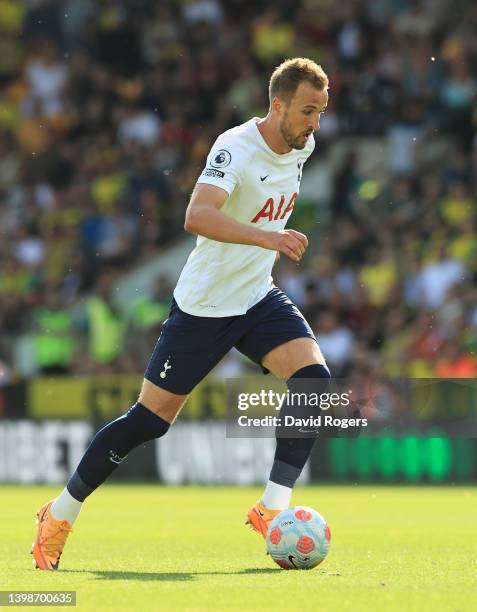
1, 485, 476, 611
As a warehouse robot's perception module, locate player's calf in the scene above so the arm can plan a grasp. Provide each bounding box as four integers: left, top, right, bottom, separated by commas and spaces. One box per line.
247, 364, 330, 539
266, 364, 330, 504
31, 384, 182, 569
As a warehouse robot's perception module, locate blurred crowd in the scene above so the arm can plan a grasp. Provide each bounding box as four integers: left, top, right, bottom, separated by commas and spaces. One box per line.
0, 0, 476, 381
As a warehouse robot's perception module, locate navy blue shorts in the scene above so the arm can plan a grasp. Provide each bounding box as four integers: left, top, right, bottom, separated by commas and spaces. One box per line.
144, 287, 316, 394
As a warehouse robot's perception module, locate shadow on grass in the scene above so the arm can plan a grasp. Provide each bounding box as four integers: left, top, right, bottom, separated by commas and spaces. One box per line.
60, 567, 278, 581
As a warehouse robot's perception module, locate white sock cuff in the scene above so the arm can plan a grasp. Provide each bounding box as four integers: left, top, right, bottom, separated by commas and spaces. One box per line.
262, 480, 292, 510
50, 488, 83, 525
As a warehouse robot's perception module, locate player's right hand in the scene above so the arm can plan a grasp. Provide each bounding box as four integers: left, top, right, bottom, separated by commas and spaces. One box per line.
262, 229, 308, 263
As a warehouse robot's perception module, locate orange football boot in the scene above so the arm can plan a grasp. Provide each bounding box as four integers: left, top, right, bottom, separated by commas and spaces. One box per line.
31, 501, 73, 570
246, 501, 281, 538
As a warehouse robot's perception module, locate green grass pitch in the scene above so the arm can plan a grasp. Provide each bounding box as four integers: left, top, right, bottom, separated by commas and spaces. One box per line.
2, 485, 476, 611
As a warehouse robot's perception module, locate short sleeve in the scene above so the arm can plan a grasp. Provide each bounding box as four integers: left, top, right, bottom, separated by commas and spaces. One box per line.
196, 134, 249, 195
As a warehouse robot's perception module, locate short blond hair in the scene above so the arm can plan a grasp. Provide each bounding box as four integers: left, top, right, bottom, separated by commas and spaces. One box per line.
269, 57, 329, 104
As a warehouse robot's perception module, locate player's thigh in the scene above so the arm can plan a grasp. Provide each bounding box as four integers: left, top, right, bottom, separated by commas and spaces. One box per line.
142, 299, 240, 420
235, 289, 326, 380
262, 337, 327, 381
138, 378, 187, 424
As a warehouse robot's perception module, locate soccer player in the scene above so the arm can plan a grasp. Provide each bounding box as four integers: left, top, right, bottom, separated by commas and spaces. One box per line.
31, 57, 330, 569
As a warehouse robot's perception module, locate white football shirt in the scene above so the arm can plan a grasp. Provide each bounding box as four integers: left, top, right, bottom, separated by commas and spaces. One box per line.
173, 117, 315, 317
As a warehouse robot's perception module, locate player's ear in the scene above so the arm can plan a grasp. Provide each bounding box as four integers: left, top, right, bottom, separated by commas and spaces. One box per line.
271, 96, 282, 114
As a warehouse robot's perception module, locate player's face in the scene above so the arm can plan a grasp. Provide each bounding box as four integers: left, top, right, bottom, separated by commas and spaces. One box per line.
278, 82, 328, 150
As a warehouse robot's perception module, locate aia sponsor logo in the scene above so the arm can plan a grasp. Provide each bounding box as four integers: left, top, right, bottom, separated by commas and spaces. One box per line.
251, 192, 298, 223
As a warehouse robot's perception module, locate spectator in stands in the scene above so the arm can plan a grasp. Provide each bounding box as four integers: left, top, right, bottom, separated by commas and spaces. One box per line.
0, 0, 474, 380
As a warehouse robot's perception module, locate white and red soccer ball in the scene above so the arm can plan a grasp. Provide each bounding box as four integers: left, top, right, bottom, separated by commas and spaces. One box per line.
266, 506, 331, 570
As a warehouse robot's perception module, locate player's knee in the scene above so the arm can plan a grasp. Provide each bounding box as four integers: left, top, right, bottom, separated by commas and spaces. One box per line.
263, 338, 327, 380
138, 379, 187, 424
278, 363, 331, 439
288, 363, 331, 381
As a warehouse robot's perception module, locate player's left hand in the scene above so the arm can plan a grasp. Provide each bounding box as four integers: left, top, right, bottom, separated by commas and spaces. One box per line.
261, 229, 308, 263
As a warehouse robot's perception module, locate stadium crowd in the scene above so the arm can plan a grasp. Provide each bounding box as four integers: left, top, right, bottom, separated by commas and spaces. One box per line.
0, 0, 476, 381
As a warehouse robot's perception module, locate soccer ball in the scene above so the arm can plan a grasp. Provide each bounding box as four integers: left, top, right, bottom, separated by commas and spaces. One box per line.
266, 506, 331, 570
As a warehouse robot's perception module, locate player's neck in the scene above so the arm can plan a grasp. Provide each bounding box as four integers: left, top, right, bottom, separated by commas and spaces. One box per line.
256, 115, 292, 155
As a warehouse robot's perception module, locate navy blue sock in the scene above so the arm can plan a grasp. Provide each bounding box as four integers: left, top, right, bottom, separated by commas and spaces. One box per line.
67, 402, 170, 501
270, 364, 331, 488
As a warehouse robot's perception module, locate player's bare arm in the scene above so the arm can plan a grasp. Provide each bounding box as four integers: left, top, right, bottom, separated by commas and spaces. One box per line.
184, 183, 308, 263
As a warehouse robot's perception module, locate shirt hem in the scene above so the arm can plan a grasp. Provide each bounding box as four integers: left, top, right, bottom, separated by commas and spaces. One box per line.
173, 284, 273, 318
